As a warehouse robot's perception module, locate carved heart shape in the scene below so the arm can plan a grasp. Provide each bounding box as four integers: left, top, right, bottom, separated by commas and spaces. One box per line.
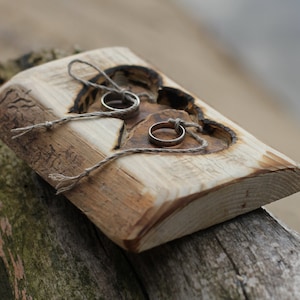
70, 65, 235, 154
1, 48, 298, 253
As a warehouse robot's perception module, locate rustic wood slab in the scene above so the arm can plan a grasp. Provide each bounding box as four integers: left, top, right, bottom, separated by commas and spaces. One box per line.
1, 49, 300, 299
0, 47, 299, 252
1, 148, 300, 299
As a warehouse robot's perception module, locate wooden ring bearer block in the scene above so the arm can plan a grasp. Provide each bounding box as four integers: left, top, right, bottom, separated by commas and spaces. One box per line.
0, 47, 299, 252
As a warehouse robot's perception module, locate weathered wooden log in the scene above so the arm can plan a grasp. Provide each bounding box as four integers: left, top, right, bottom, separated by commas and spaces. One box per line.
0, 47, 299, 252
1, 142, 300, 299
1, 50, 300, 299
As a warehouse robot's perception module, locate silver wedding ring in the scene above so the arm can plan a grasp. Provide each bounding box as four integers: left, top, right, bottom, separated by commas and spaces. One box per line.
101, 91, 140, 119
148, 121, 186, 147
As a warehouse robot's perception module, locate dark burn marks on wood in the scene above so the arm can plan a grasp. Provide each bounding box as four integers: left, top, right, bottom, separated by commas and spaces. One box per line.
122, 109, 229, 154
202, 119, 237, 145
70, 65, 236, 154
259, 150, 296, 170
69, 65, 163, 114
0, 87, 85, 179
0, 87, 41, 133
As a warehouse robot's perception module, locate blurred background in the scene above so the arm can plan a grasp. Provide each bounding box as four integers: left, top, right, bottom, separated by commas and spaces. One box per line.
176, 0, 300, 122
1, 0, 299, 231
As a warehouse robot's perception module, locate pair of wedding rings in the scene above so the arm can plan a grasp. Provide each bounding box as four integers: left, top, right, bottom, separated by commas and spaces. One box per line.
101, 91, 185, 147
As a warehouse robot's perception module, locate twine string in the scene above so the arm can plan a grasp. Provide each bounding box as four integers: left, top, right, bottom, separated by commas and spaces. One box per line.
11, 59, 140, 139
68, 59, 123, 93
9, 59, 208, 194
49, 118, 208, 194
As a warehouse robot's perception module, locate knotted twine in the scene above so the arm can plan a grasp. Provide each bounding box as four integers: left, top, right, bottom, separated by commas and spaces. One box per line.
11, 59, 142, 139
11, 60, 208, 194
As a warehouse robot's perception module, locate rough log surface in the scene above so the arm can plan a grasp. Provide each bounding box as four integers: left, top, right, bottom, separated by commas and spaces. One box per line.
1, 51, 300, 299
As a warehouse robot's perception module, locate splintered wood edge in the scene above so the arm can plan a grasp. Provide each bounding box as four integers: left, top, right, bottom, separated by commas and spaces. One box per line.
0, 47, 299, 252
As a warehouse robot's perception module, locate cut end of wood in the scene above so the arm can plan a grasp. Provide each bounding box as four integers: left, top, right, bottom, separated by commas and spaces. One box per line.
119, 166, 300, 252
0, 47, 299, 252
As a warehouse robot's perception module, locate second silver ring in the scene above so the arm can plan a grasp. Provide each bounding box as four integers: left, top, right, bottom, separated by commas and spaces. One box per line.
101, 91, 140, 119
148, 121, 186, 147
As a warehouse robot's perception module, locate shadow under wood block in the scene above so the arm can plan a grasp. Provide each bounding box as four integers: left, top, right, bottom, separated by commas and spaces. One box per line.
0, 47, 299, 252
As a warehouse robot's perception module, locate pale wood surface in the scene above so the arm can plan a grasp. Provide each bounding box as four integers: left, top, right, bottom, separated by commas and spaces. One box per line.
0, 0, 299, 232
1, 47, 299, 252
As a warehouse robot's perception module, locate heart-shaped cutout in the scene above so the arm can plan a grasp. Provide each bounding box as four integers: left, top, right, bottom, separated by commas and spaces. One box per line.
69, 65, 235, 153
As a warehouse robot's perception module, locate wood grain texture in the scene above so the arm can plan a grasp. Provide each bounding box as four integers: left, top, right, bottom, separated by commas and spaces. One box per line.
1, 49, 300, 299
1, 144, 300, 299
0, 47, 299, 252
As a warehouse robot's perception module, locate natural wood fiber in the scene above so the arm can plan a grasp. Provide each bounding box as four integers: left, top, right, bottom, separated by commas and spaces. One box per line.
1, 49, 300, 299
0, 47, 299, 252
